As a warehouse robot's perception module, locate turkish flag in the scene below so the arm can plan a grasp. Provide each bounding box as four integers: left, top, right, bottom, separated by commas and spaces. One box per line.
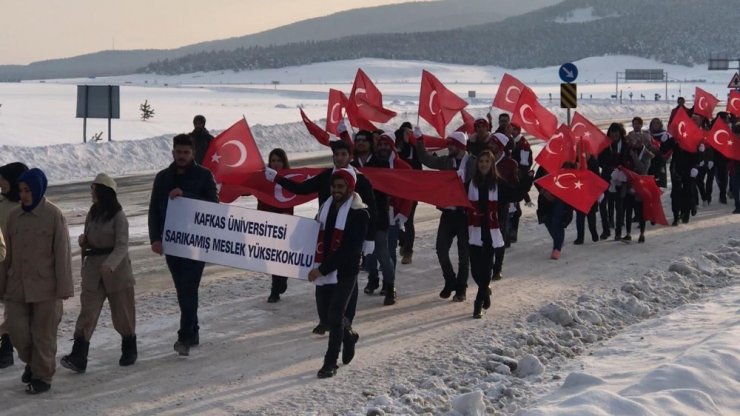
622, 168, 668, 226
360, 167, 472, 208
202, 118, 264, 186
418, 70, 468, 137
456, 109, 476, 135
571, 112, 609, 155
347, 69, 396, 127
300, 108, 331, 147
727, 90, 740, 118
693, 87, 720, 120
511, 87, 558, 141
492, 73, 528, 113
405, 129, 448, 152
705, 118, 740, 161
240, 167, 323, 208
326, 89, 349, 136
217, 183, 252, 204
535, 124, 576, 173
667, 107, 704, 152
535, 168, 608, 214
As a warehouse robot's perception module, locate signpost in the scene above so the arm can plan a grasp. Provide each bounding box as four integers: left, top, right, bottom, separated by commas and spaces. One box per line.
615, 69, 667, 104
559, 63, 578, 124
76, 85, 120, 143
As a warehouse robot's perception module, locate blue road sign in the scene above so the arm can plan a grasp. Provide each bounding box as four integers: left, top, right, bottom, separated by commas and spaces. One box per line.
559, 63, 578, 83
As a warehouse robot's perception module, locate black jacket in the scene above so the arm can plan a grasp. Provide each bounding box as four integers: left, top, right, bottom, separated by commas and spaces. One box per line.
191, 128, 214, 165
598, 140, 629, 181
148, 162, 218, 243
351, 157, 393, 230
317, 202, 370, 279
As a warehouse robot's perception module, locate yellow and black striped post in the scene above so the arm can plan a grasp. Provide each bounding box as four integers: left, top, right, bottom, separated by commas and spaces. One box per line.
560, 83, 577, 109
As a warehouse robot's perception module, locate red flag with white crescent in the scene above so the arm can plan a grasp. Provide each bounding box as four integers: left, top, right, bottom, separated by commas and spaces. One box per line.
667, 107, 704, 152
693, 87, 720, 120
535, 124, 577, 173
456, 109, 476, 135
347, 69, 396, 126
534, 168, 608, 214
202, 118, 265, 186
492, 73, 528, 113
241, 167, 323, 208
622, 168, 669, 226
570, 112, 609, 155
511, 87, 558, 141
705, 118, 740, 161
726, 90, 740, 118
325, 89, 349, 136
418, 70, 469, 137
300, 108, 331, 147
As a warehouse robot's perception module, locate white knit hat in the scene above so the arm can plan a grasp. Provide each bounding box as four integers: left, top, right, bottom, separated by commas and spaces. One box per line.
491, 132, 510, 148
93, 173, 117, 193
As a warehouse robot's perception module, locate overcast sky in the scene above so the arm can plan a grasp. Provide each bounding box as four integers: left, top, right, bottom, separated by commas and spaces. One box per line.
0, 0, 431, 65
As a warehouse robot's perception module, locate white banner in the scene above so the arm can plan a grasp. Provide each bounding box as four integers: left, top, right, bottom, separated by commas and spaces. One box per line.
162, 197, 320, 280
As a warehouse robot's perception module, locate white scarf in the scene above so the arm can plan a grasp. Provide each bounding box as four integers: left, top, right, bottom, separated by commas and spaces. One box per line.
313, 193, 357, 286
467, 182, 504, 248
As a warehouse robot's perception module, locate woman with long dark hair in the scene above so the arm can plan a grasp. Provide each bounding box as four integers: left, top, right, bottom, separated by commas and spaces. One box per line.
61, 173, 137, 374
598, 123, 629, 239
465, 150, 504, 319
260, 149, 296, 303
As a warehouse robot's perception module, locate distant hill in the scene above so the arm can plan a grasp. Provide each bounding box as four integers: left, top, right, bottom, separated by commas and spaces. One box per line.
141, 0, 738, 75
0, 0, 558, 81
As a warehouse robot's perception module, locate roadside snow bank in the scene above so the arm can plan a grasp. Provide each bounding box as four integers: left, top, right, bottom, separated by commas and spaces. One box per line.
344, 239, 739, 415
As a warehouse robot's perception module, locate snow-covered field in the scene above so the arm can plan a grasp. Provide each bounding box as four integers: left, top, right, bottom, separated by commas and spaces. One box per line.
0, 56, 737, 415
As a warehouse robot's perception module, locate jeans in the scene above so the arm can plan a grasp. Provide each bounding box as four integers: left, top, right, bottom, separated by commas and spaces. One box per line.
166, 255, 205, 341
399, 202, 418, 255
365, 228, 397, 284
544, 199, 566, 251
436, 209, 470, 290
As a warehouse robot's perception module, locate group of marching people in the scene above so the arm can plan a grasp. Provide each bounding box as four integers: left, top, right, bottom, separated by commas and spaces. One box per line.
1, 104, 738, 391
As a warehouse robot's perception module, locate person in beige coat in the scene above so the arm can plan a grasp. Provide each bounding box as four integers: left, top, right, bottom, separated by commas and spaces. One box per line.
0, 162, 29, 369
61, 173, 137, 374
1, 168, 73, 394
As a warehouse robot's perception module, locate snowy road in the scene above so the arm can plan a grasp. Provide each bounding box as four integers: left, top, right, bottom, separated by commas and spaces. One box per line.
0, 159, 738, 415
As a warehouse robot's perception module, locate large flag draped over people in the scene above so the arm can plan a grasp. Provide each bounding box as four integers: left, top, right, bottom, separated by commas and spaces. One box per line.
692, 87, 720, 120
418, 70, 469, 137
511, 87, 558, 141
705, 118, 740, 161
346, 68, 396, 129
202, 117, 265, 186
667, 107, 704, 152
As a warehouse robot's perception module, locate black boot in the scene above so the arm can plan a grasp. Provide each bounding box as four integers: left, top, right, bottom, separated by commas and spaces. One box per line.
0, 333, 14, 368
379, 281, 388, 296
21, 365, 32, 383
60, 337, 89, 373
26, 379, 51, 394
473, 299, 483, 319
439, 279, 455, 299
364, 276, 379, 294
267, 290, 280, 303
119, 335, 137, 367
383, 284, 396, 306
317, 359, 338, 378
452, 285, 467, 302
341, 327, 360, 365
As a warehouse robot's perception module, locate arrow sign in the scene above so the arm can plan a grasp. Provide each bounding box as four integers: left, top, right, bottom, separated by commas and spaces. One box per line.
559, 63, 578, 83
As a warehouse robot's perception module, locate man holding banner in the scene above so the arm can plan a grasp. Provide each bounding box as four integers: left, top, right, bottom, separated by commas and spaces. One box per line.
148, 134, 218, 356
308, 168, 370, 378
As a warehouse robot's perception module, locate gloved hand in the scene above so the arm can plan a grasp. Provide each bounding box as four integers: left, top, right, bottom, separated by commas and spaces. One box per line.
598, 193, 605, 203
394, 213, 408, 227
337, 119, 347, 135
362, 240, 375, 256
690, 168, 698, 178
661, 133, 669, 142
708, 161, 714, 170
265, 167, 277, 182
699, 161, 705, 167
698, 143, 706, 152
413, 126, 423, 139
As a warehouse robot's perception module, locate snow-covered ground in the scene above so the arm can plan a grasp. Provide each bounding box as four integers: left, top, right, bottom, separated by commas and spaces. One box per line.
0, 56, 737, 415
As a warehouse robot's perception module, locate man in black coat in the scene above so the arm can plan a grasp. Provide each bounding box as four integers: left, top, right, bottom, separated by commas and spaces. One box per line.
191, 115, 214, 165
308, 168, 369, 378
148, 134, 218, 356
